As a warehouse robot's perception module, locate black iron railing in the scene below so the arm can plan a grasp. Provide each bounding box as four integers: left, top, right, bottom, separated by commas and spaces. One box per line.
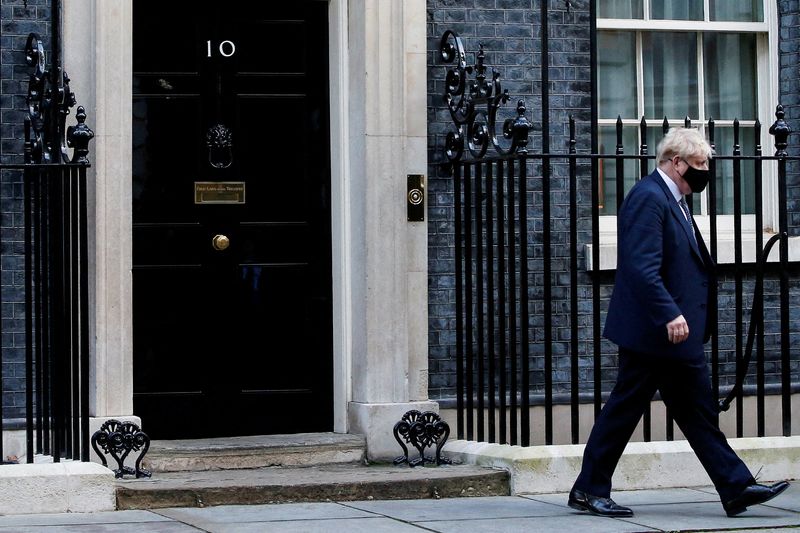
18, 161, 91, 463
441, 30, 798, 447
0, 4, 94, 464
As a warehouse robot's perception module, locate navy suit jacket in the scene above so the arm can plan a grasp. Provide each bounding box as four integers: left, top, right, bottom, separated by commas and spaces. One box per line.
603, 170, 715, 361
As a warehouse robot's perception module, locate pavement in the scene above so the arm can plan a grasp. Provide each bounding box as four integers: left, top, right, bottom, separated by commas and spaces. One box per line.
1, 484, 799, 532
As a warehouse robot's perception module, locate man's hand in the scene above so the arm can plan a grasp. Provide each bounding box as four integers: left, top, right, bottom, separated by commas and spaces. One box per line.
666, 315, 689, 344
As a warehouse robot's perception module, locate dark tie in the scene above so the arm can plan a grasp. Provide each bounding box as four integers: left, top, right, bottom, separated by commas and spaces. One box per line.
679, 198, 697, 245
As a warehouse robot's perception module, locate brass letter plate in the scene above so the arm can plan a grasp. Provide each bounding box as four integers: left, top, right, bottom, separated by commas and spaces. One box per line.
194, 182, 246, 204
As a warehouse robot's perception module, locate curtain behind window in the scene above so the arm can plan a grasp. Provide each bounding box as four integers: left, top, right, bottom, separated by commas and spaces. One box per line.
704, 33, 758, 214
710, 0, 763, 22
598, 0, 642, 18
704, 33, 757, 120
650, 0, 702, 20
598, 31, 637, 119
643, 32, 698, 119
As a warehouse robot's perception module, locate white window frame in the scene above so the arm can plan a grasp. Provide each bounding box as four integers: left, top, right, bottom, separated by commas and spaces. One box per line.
589, 0, 789, 270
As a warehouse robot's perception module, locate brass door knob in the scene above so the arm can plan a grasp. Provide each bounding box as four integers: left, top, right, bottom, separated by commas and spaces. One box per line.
212, 234, 230, 251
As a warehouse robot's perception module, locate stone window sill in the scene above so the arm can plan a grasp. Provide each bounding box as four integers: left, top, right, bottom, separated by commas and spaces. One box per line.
585, 232, 800, 271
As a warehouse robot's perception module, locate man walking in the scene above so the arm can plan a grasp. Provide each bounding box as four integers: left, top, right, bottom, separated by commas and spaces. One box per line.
568, 128, 789, 518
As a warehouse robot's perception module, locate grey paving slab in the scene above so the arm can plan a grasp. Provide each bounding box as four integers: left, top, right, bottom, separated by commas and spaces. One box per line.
761, 484, 800, 512
688, 482, 800, 512
202, 517, 426, 533
524, 487, 718, 507
344, 495, 566, 521
616, 500, 800, 531
0, 523, 201, 532
0, 510, 168, 526
608, 487, 719, 506
724, 526, 800, 533
3, 487, 800, 532
155, 501, 376, 525
416, 514, 657, 533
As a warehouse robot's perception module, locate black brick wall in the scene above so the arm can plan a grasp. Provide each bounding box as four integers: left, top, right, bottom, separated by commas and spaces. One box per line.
0, 0, 50, 420
780, 1, 800, 234
428, 0, 607, 400
428, 0, 800, 405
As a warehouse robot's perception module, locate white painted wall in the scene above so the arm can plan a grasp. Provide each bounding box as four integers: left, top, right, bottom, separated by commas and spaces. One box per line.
63, 0, 134, 419
342, 0, 433, 459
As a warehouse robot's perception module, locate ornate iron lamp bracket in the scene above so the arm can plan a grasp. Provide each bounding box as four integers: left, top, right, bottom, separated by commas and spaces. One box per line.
393, 410, 451, 467
24, 32, 93, 164
440, 30, 531, 164
91, 419, 152, 479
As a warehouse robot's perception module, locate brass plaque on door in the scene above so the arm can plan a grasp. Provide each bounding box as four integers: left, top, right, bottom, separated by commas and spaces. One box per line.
194, 182, 246, 204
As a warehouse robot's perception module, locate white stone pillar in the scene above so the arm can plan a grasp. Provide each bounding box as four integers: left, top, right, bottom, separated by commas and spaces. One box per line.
345, 0, 433, 459
63, 1, 135, 420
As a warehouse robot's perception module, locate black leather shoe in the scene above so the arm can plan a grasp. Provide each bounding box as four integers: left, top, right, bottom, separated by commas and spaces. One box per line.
568, 488, 634, 517
723, 481, 790, 517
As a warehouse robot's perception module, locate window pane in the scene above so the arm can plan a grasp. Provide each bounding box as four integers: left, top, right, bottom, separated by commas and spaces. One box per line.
599, 126, 639, 216
647, 125, 668, 162
598, 32, 637, 119
704, 33, 757, 120
712, 127, 756, 215
643, 33, 698, 119
598, 0, 643, 19
650, 0, 703, 20
710, 0, 763, 22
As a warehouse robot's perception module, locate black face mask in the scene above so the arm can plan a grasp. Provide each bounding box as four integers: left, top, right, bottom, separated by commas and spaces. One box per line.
680, 159, 711, 193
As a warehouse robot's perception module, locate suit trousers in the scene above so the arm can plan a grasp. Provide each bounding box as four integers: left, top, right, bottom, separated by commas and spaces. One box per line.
573, 349, 754, 502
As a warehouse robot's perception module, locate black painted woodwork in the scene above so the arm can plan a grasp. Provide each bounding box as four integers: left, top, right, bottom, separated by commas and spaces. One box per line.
132, 2, 332, 439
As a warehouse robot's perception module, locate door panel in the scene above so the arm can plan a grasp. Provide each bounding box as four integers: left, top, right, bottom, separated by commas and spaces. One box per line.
132, 1, 332, 439
234, 97, 309, 222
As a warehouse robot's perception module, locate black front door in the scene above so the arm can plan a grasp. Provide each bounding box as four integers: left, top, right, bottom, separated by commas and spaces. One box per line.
132, 2, 332, 439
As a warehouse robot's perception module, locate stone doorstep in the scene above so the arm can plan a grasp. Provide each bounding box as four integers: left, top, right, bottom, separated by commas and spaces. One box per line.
443, 435, 800, 495
115, 463, 511, 510
142, 433, 367, 472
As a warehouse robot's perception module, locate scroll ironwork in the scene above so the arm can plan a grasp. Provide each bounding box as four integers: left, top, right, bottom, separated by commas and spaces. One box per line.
393, 410, 451, 467
91, 419, 152, 479
24, 32, 93, 165
440, 30, 531, 163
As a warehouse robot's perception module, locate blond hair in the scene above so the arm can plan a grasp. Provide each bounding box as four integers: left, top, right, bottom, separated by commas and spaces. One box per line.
656, 128, 714, 163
